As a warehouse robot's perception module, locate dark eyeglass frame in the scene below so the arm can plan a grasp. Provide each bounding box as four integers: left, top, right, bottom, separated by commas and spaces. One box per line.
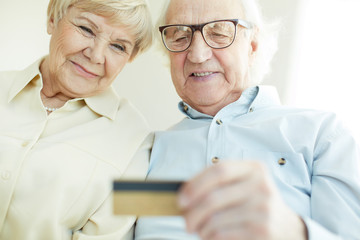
159, 19, 252, 52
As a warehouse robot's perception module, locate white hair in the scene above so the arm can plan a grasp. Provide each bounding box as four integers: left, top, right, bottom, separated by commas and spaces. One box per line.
156, 0, 280, 85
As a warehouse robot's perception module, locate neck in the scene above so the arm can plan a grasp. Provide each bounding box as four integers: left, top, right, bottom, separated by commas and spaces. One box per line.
39, 57, 70, 109
40, 91, 67, 109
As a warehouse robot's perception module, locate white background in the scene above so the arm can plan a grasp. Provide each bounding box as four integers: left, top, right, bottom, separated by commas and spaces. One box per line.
1, 0, 359, 141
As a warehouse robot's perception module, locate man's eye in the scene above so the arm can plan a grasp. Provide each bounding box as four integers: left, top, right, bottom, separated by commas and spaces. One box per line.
79, 26, 94, 36
174, 36, 188, 42
172, 31, 190, 42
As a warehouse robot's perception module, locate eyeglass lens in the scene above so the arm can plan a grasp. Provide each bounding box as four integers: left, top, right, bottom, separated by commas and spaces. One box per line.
162, 21, 236, 52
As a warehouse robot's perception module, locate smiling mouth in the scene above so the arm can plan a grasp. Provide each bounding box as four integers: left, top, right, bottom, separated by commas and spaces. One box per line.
191, 72, 214, 77
71, 61, 98, 78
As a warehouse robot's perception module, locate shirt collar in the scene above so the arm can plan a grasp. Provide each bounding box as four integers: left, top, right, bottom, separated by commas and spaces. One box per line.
8, 57, 44, 103
8, 57, 120, 120
84, 87, 120, 120
250, 85, 281, 110
178, 85, 281, 120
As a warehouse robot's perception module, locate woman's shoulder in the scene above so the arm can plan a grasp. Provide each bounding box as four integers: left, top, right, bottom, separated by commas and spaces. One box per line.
115, 98, 150, 130
0, 59, 42, 87
0, 69, 20, 81
0, 70, 23, 101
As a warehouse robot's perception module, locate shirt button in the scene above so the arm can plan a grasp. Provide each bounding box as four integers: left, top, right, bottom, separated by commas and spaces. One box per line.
278, 158, 286, 165
22, 141, 30, 147
212, 157, 220, 164
1, 171, 11, 180
183, 105, 189, 112
216, 119, 223, 125
249, 107, 254, 112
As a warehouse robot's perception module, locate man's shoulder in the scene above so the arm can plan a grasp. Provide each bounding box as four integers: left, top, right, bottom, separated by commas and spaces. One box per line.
258, 104, 338, 124
279, 105, 337, 119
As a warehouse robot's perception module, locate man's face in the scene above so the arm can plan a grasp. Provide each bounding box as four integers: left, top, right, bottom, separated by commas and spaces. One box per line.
166, 0, 257, 116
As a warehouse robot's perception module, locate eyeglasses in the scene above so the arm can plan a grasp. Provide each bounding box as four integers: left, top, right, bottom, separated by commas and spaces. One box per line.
159, 19, 252, 52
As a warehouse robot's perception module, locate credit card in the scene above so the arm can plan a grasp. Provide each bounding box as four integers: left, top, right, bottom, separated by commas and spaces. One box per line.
113, 181, 183, 216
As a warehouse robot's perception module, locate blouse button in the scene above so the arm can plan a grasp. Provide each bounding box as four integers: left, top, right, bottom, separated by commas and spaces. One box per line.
1, 171, 11, 180
278, 158, 286, 165
216, 119, 223, 125
212, 157, 220, 164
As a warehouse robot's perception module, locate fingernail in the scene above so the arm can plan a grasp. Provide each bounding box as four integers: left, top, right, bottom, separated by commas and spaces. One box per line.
178, 193, 189, 209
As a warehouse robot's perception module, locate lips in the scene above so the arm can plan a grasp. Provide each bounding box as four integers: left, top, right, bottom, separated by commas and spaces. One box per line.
191, 72, 214, 77
71, 61, 99, 78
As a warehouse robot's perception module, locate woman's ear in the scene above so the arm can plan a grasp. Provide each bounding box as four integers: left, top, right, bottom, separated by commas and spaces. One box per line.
47, 17, 55, 35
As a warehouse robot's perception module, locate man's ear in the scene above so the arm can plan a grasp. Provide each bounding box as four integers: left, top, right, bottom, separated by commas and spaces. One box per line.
249, 26, 259, 65
47, 17, 55, 35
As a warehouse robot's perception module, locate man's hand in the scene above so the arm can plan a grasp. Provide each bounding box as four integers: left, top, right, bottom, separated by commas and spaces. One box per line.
177, 161, 308, 240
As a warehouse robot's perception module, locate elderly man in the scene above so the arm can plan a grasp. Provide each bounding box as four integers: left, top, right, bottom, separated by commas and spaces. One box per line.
135, 0, 360, 239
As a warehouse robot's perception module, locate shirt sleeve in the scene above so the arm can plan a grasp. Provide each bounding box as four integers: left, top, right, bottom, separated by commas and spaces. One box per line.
73, 133, 153, 239
303, 217, 342, 240
307, 117, 360, 239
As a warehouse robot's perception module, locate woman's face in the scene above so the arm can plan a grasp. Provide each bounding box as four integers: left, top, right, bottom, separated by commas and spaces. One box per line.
45, 6, 135, 98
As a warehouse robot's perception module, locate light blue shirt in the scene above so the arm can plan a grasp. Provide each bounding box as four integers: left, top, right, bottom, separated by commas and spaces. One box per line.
135, 86, 360, 240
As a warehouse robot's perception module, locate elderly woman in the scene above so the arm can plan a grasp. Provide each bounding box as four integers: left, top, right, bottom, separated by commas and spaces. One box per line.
0, 0, 152, 239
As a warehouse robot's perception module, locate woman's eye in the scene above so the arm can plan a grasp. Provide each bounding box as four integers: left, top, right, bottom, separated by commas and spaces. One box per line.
111, 44, 126, 53
79, 26, 94, 36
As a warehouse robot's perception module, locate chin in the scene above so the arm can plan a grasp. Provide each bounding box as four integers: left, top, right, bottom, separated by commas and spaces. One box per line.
193, 98, 219, 107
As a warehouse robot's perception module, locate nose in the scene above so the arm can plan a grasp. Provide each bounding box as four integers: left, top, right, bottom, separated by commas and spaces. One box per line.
187, 31, 212, 63
83, 39, 106, 64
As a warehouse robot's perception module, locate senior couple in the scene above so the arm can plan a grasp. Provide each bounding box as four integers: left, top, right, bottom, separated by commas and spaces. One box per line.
0, 0, 359, 239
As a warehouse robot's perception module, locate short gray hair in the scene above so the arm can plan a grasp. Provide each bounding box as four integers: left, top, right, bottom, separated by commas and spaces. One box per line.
156, 0, 279, 85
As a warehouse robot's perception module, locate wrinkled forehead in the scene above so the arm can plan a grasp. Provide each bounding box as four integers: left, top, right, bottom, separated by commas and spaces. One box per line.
166, 0, 244, 25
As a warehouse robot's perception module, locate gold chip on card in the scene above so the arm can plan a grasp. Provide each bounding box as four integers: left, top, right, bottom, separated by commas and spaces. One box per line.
113, 181, 183, 216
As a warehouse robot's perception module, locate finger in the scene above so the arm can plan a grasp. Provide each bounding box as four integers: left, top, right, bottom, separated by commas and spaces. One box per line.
178, 161, 264, 210
205, 228, 263, 240
198, 186, 305, 240
198, 195, 269, 240
183, 172, 260, 233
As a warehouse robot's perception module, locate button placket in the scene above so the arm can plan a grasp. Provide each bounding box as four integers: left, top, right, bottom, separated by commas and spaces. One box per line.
207, 117, 224, 166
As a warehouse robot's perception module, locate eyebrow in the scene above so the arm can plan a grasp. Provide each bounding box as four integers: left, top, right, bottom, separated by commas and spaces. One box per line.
115, 39, 134, 48
76, 16, 134, 47
76, 16, 99, 30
